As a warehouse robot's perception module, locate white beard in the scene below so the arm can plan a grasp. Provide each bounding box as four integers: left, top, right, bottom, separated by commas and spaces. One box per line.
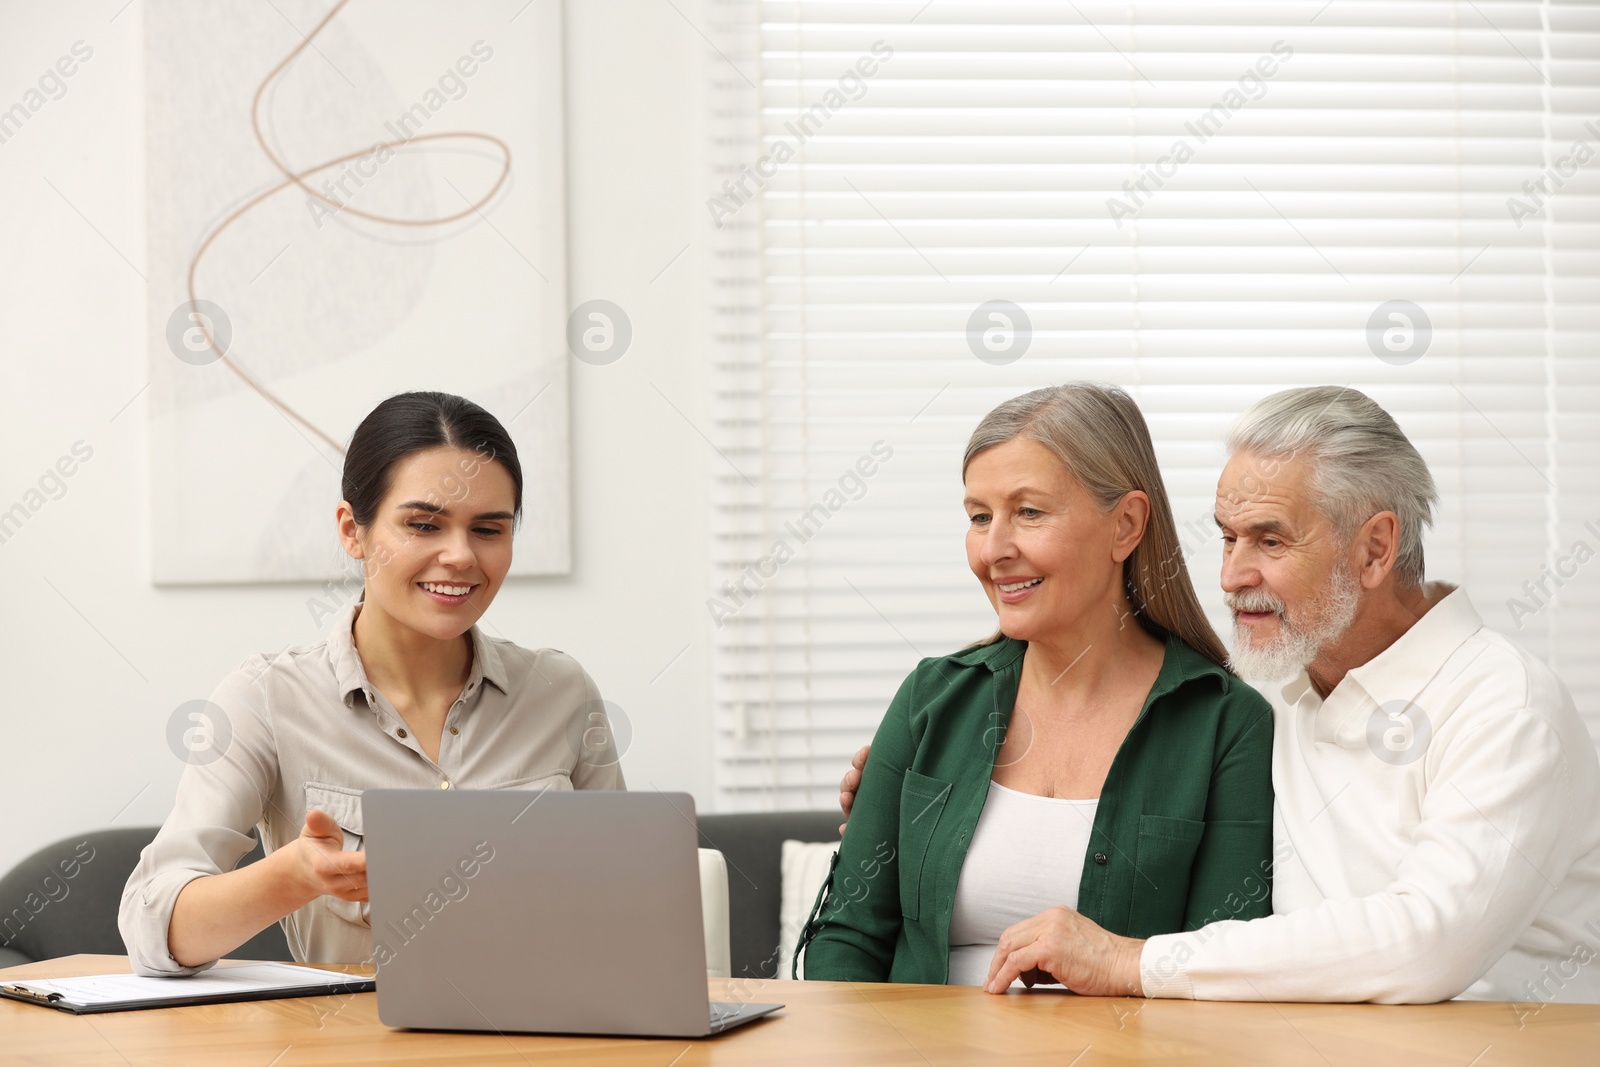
1228, 566, 1361, 684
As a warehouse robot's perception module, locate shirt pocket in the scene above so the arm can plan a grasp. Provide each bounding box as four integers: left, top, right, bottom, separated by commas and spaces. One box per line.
304, 782, 369, 928
898, 769, 953, 922
1128, 814, 1205, 937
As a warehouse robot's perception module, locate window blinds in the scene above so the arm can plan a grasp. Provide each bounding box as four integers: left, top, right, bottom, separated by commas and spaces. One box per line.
706, 0, 1600, 810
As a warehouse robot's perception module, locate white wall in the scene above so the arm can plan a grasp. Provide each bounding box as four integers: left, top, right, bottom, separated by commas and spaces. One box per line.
0, 0, 716, 878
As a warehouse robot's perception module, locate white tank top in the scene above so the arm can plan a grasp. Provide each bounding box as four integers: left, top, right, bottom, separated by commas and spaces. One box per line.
946, 780, 1100, 987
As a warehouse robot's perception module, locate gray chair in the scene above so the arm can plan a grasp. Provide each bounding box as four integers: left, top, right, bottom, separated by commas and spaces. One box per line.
0, 827, 292, 969
696, 811, 841, 980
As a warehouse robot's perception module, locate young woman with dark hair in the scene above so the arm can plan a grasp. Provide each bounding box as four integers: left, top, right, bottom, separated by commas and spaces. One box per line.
119, 392, 623, 976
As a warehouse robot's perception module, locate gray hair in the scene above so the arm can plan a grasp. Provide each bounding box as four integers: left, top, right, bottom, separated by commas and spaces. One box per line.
964, 382, 1231, 669
1226, 387, 1438, 587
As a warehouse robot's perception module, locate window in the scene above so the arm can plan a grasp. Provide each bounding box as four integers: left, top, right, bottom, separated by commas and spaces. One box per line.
707, 0, 1600, 809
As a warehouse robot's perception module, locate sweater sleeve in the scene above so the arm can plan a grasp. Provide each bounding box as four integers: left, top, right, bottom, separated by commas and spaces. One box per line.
799, 664, 922, 981
1181, 688, 1275, 930
1141, 708, 1579, 1003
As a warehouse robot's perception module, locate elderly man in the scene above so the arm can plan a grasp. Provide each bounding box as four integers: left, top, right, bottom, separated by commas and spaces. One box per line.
836, 386, 1600, 1005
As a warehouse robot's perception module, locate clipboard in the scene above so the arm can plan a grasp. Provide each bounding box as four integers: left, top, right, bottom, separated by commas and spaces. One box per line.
0, 961, 375, 1015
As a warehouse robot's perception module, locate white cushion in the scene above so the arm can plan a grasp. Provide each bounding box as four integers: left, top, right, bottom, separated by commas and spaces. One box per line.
778, 840, 839, 980
698, 847, 731, 978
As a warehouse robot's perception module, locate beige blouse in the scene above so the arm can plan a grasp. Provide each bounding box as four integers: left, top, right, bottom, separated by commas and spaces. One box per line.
119, 599, 626, 975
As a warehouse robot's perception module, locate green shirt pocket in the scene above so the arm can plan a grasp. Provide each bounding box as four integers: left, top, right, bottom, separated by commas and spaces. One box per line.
1128, 814, 1205, 937
898, 770, 952, 922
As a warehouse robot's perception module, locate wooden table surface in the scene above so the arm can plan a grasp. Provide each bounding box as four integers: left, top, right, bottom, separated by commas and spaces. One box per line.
2, 955, 1595, 1066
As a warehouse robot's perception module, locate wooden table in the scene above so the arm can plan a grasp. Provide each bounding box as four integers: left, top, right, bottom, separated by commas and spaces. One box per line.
2, 955, 1595, 1065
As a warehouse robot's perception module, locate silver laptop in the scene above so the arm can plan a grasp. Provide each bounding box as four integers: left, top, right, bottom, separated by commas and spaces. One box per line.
363, 789, 782, 1038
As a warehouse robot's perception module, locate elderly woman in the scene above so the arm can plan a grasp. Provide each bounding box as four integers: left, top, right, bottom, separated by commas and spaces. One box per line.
796, 383, 1274, 989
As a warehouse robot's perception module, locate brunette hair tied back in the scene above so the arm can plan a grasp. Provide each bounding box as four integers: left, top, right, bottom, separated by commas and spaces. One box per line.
341, 391, 523, 529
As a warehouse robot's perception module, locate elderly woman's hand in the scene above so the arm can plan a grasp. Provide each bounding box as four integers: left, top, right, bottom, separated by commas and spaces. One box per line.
984, 906, 1145, 996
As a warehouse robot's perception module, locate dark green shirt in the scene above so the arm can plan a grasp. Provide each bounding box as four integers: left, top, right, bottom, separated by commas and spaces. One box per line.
799, 633, 1275, 984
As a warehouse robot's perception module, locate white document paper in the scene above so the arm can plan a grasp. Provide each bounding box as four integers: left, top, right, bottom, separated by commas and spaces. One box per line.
4, 962, 363, 1007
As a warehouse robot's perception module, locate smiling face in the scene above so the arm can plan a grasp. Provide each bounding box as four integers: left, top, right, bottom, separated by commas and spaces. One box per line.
964, 437, 1137, 644
338, 445, 516, 642
1215, 450, 1361, 681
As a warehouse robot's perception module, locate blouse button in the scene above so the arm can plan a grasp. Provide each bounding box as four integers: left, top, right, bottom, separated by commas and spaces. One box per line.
449, 726, 460, 735
396, 728, 408, 739
1093, 852, 1108, 866
440, 781, 451, 790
